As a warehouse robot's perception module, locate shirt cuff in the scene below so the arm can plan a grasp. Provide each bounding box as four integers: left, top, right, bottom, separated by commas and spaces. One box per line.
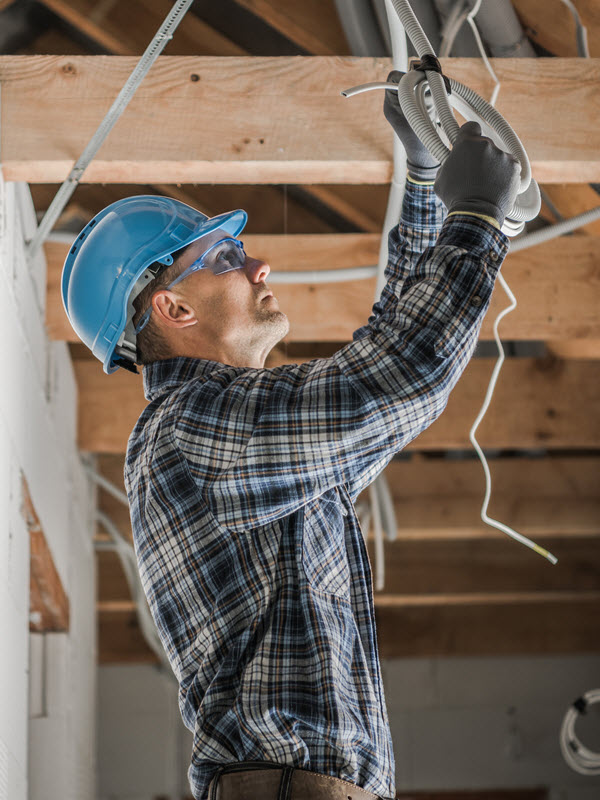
400, 178, 446, 230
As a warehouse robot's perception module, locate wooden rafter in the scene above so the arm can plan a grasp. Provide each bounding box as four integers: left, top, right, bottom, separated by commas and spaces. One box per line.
21, 474, 70, 633
72, 356, 600, 453
37, 0, 246, 56
45, 233, 600, 343
234, 0, 349, 55
2, 57, 599, 183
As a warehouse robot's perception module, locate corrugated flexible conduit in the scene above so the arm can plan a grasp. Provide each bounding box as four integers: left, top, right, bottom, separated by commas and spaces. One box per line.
342, 0, 542, 236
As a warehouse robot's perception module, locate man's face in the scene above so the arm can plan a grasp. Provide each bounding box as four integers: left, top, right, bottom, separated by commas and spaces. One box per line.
162, 229, 289, 364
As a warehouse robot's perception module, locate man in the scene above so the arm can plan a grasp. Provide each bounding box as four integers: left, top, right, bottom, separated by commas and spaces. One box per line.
62, 75, 520, 800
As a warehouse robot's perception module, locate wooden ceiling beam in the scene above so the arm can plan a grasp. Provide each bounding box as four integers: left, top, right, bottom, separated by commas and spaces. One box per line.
73, 357, 600, 453
512, 0, 599, 58
2, 56, 599, 183
234, 0, 349, 55
45, 233, 600, 343
375, 596, 600, 657
94, 454, 600, 545
22, 474, 70, 633
97, 596, 600, 661
37, 0, 246, 56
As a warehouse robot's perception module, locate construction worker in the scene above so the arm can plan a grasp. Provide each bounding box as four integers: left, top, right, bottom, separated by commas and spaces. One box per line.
62, 72, 520, 800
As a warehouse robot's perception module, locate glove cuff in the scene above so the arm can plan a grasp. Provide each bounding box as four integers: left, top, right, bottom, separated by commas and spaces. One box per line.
447, 198, 504, 226
407, 161, 440, 183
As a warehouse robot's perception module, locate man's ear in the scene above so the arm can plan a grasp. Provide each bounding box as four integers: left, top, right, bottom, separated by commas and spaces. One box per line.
152, 290, 198, 329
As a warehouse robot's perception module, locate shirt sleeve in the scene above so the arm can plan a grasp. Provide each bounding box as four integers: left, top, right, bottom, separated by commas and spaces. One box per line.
174, 181, 509, 532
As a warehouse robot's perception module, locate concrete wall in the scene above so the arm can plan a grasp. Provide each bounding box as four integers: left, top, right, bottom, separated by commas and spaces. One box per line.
0, 175, 97, 800
98, 654, 600, 800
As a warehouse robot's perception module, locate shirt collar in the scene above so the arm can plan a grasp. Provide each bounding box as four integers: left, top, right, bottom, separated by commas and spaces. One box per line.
142, 356, 229, 402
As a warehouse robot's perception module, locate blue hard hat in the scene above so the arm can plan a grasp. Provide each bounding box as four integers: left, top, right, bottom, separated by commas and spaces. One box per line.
61, 195, 247, 374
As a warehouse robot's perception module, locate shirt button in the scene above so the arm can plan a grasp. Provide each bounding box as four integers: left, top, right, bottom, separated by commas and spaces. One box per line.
489, 250, 499, 262
472, 295, 483, 307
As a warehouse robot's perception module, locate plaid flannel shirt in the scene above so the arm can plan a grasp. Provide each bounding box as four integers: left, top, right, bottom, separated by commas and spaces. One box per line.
124, 181, 508, 800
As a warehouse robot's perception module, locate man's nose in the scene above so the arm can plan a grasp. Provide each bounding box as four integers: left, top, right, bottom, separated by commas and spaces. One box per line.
245, 256, 270, 284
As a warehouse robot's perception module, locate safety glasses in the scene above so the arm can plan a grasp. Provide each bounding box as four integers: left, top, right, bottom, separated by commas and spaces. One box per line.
134, 237, 246, 334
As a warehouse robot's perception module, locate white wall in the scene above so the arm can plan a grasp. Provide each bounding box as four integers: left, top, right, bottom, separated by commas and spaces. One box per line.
97, 654, 600, 800
383, 654, 600, 800
0, 175, 97, 800
97, 665, 191, 800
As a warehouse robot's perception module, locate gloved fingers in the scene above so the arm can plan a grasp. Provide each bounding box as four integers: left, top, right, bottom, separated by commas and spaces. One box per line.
456, 120, 483, 139
386, 69, 405, 85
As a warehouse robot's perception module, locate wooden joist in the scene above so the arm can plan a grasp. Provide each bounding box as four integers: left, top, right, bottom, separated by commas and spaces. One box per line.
234, 0, 350, 55
38, 0, 246, 56
45, 234, 600, 343
95, 453, 600, 544
2, 56, 599, 183
98, 595, 600, 660
21, 474, 70, 633
74, 356, 600, 453
513, 0, 600, 58
375, 595, 600, 657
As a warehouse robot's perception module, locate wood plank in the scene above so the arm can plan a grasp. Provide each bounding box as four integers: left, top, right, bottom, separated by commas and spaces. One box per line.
2, 57, 599, 183
547, 340, 600, 359
375, 597, 600, 657
98, 610, 156, 663
21, 474, 69, 632
94, 453, 600, 546
541, 185, 600, 236
98, 598, 600, 660
513, 0, 600, 58
73, 356, 600, 453
44, 234, 600, 343
38, 0, 246, 56
369, 538, 600, 597
234, 0, 349, 55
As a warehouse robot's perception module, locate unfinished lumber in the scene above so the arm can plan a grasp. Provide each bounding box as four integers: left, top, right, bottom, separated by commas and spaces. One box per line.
95, 453, 600, 543
73, 357, 600, 453
45, 234, 600, 342
375, 596, 600, 657
37, 0, 246, 56
234, 0, 350, 55
97, 596, 600, 660
2, 56, 599, 183
22, 474, 70, 633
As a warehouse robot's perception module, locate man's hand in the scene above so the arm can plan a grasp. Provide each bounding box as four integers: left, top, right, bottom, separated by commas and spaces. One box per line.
434, 120, 521, 227
383, 70, 440, 183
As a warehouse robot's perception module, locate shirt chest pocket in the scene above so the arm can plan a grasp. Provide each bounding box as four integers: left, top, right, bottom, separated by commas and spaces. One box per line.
301, 487, 351, 599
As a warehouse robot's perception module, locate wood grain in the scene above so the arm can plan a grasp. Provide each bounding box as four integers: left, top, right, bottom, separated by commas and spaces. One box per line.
2, 56, 599, 183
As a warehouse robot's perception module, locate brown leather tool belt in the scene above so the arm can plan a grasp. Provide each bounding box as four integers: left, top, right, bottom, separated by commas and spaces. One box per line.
207, 760, 384, 800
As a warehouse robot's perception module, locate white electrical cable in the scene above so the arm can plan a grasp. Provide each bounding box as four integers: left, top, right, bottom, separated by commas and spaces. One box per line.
467, 271, 557, 565
342, 0, 561, 564
439, 0, 470, 58
465, 0, 501, 107
464, 10, 557, 565
560, 689, 600, 775
558, 0, 590, 57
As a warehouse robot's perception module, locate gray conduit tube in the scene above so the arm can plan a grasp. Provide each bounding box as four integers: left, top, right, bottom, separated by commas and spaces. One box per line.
469, 0, 536, 57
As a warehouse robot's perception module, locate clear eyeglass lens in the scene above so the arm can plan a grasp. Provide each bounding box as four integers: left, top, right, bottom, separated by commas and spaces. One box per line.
205, 240, 245, 274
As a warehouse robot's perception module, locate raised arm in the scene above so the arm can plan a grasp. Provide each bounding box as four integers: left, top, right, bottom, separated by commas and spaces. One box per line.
174, 120, 520, 530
